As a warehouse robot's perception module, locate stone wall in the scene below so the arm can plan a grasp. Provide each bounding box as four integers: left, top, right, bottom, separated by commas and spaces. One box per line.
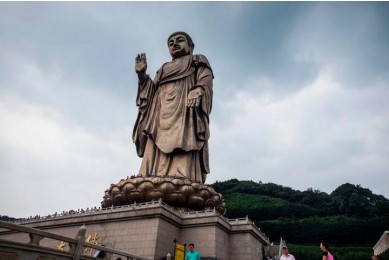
1, 201, 270, 260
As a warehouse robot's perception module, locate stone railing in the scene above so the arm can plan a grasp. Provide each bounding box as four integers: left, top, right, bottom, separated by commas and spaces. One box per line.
0, 220, 150, 260
10, 199, 218, 225
228, 215, 251, 224
9, 200, 167, 224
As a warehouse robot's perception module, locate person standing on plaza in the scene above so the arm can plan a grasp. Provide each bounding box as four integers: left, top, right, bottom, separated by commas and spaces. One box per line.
185, 243, 201, 260
279, 246, 296, 260
320, 242, 334, 260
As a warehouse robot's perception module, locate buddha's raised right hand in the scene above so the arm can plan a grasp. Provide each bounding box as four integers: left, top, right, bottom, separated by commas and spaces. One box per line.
135, 53, 148, 84
135, 53, 147, 74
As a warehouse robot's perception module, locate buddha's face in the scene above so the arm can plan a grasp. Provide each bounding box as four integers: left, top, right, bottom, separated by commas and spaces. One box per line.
168, 34, 192, 59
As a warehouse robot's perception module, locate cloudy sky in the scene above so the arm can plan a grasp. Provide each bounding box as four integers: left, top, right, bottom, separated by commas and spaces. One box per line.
1, 2, 388, 218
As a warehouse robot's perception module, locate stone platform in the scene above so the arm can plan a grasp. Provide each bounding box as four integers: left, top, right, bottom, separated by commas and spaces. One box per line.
0, 200, 270, 260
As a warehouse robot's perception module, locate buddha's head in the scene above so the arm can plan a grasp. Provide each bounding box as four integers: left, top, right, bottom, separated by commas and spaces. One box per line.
167, 31, 194, 59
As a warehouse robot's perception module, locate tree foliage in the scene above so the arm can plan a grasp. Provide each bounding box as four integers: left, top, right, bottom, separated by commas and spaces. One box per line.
0, 215, 17, 222
331, 183, 389, 217
211, 179, 389, 246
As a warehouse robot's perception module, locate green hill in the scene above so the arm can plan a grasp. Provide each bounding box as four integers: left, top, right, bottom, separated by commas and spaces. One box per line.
211, 179, 389, 247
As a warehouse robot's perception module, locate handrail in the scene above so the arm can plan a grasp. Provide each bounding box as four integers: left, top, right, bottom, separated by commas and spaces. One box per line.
0, 220, 150, 260
0, 220, 78, 244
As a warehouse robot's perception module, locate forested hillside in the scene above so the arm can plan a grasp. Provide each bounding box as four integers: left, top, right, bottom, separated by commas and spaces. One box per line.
211, 179, 389, 246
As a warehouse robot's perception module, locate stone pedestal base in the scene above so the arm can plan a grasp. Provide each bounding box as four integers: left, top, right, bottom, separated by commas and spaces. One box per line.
0, 201, 270, 260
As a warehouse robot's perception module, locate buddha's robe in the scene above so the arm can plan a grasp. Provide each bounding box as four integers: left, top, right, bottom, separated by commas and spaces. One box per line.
133, 54, 213, 183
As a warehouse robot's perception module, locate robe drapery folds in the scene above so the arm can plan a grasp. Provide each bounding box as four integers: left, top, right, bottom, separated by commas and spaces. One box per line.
133, 54, 213, 183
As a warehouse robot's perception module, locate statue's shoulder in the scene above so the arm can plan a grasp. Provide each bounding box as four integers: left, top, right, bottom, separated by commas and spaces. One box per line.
193, 54, 212, 69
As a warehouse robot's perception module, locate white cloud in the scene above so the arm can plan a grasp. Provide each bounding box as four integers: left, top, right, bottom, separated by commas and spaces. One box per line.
208, 69, 389, 198
0, 97, 140, 218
